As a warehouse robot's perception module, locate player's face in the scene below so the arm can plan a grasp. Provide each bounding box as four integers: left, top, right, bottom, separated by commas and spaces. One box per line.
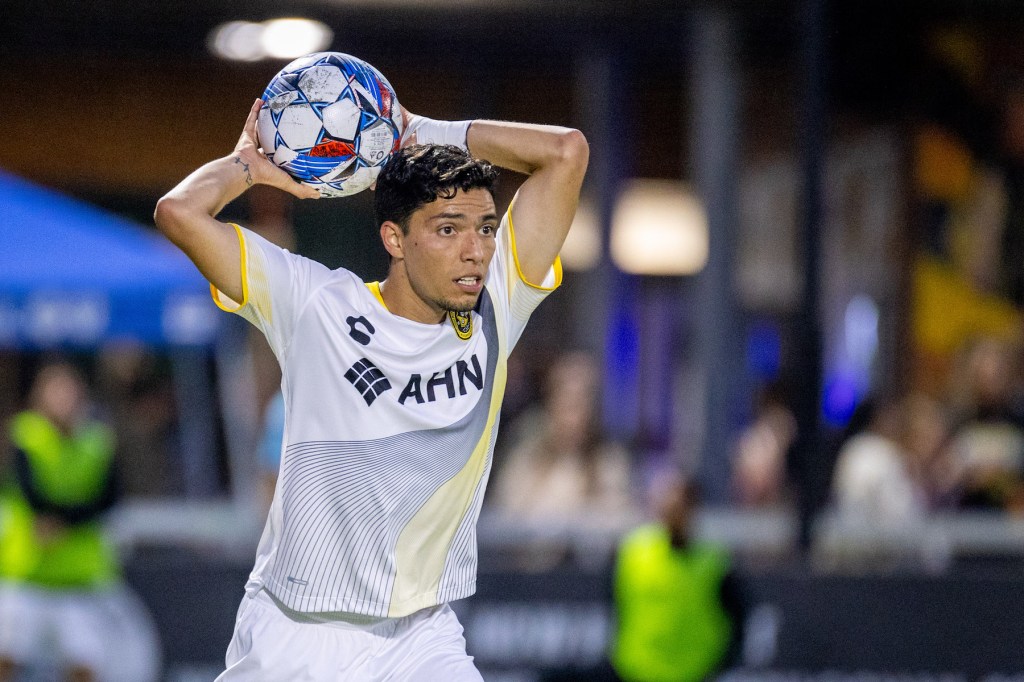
401, 188, 498, 319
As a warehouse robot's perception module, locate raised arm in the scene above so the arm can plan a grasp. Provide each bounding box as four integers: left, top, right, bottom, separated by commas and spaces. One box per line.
154, 99, 319, 301
466, 121, 589, 284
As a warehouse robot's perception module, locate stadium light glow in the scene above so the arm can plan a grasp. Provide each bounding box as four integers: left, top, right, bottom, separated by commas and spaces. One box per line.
262, 19, 334, 59
209, 18, 333, 62
610, 179, 708, 276
209, 21, 266, 62
560, 197, 601, 271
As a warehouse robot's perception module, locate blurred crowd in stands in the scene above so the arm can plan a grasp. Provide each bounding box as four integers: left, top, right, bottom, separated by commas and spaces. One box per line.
492, 333, 1024, 527
0, 348, 186, 502
8, 329, 1024, 551
483, 27, 1024, 543
5, 25, 1024, 551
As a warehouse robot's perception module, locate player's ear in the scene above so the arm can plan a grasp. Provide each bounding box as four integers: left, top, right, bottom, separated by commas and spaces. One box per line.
381, 221, 404, 259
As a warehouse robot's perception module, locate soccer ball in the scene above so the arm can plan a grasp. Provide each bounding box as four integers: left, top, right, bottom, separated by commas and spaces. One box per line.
256, 52, 403, 198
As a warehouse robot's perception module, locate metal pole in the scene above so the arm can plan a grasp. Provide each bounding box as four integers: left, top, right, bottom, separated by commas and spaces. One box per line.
170, 347, 219, 497
574, 43, 640, 445
793, 0, 827, 550
691, 7, 742, 503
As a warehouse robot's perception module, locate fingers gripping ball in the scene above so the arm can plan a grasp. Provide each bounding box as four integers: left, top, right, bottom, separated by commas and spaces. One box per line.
256, 52, 403, 198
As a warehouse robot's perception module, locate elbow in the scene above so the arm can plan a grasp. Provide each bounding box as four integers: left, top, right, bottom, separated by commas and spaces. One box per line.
153, 195, 187, 241
553, 128, 589, 177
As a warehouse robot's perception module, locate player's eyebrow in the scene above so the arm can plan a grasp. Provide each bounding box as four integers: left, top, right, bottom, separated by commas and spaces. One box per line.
427, 210, 499, 223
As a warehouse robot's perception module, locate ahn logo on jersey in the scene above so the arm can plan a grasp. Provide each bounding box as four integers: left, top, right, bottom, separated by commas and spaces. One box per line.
397, 354, 484, 406
344, 358, 392, 406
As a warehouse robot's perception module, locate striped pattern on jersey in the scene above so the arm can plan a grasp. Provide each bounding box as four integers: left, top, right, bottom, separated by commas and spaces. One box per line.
436, 419, 499, 600
264, 290, 500, 616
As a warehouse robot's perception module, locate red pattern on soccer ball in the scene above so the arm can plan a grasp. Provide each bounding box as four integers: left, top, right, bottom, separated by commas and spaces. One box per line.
377, 78, 393, 119
309, 140, 357, 158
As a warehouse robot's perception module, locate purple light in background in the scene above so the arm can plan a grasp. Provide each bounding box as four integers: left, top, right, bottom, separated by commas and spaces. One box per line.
746, 319, 782, 380
822, 371, 863, 426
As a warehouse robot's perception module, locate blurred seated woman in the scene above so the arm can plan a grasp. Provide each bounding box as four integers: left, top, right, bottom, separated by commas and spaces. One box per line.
491, 351, 637, 527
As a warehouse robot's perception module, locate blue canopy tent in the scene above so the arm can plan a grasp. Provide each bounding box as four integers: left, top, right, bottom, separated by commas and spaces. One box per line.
0, 170, 220, 348
0, 171, 260, 506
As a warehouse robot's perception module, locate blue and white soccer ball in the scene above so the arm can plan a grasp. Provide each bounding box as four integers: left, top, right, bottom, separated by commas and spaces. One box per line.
256, 52, 404, 198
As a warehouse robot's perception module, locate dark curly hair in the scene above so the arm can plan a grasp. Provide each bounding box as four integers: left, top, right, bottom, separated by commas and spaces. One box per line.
374, 144, 499, 234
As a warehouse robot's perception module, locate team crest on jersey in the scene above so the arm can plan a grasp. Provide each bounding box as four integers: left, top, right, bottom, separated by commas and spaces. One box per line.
448, 310, 473, 340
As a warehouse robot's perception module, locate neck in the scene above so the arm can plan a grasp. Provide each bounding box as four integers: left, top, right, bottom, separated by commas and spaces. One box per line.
668, 527, 690, 550
379, 270, 445, 324
38, 411, 76, 437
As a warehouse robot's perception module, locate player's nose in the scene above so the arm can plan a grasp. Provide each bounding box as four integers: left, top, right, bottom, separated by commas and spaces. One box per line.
461, 234, 485, 261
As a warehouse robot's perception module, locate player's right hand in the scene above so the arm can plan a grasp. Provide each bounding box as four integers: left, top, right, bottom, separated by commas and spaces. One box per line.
235, 99, 320, 200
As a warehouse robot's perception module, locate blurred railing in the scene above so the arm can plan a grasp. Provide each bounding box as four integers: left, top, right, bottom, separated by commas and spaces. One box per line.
106, 498, 1024, 570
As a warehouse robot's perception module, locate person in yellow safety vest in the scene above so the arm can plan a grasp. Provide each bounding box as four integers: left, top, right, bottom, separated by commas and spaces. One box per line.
610, 476, 744, 682
0, 362, 119, 682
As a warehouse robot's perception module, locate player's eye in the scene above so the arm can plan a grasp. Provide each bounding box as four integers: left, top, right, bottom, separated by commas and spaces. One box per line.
439, 225, 455, 235
480, 225, 495, 236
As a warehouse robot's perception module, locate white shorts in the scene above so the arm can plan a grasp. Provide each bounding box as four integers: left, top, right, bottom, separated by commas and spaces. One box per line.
217, 589, 483, 682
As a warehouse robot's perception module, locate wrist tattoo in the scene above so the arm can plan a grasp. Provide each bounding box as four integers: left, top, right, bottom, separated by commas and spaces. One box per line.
234, 156, 253, 186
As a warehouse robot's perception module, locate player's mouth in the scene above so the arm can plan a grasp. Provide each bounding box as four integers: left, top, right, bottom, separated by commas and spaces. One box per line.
454, 276, 482, 293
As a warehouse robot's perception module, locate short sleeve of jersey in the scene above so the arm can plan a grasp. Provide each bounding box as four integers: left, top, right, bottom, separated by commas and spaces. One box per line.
210, 225, 334, 359
487, 205, 563, 349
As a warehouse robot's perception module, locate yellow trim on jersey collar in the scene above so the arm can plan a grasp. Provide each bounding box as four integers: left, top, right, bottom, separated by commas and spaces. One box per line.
506, 204, 563, 291
366, 281, 389, 310
210, 223, 249, 312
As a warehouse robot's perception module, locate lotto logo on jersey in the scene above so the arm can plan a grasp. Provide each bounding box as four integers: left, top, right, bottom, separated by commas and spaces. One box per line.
344, 358, 392, 405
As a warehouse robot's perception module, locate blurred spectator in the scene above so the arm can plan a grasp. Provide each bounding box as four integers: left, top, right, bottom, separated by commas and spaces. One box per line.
0, 362, 159, 682
94, 346, 180, 497
730, 382, 797, 509
945, 337, 1024, 510
610, 477, 741, 682
908, 34, 1023, 396
830, 396, 929, 528
490, 351, 636, 525
901, 391, 954, 508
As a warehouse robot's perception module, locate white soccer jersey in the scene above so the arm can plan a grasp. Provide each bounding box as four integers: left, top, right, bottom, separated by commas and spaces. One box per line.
212, 208, 560, 618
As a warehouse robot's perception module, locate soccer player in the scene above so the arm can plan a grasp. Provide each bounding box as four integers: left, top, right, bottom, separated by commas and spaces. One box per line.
154, 98, 588, 679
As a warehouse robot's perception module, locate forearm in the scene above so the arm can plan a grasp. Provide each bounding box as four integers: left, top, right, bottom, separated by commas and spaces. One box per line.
451, 116, 588, 282
467, 119, 587, 176
153, 154, 250, 301
154, 100, 317, 302
155, 153, 253, 230
156, 99, 317, 242
405, 112, 586, 177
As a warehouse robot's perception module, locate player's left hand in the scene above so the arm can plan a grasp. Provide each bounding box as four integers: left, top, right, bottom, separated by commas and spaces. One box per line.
370, 105, 415, 191
399, 105, 419, 147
